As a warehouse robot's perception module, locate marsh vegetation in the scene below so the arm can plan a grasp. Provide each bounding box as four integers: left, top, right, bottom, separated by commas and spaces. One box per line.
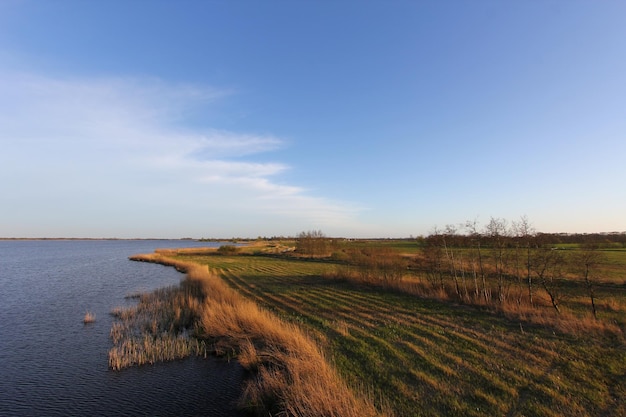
108, 279, 209, 370
118, 223, 625, 416
83, 311, 96, 324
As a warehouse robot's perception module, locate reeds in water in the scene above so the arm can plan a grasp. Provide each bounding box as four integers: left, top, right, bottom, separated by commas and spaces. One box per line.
83, 311, 96, 324
108, 282, 207, 370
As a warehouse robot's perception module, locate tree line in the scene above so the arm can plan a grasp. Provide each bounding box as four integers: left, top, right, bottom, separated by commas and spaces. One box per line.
418, 216, 606, 318
295, 217, 613, 320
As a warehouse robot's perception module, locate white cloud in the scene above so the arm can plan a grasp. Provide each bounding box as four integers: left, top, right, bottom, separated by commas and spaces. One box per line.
191, 131, 283, 159
0, 71, 364, 237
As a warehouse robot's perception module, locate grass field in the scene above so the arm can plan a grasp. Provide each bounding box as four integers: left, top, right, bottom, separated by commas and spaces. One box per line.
168, 245, 625, 417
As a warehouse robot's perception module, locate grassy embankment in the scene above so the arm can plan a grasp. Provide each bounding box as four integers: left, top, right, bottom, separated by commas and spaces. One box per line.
109, 252, 382, 417
165, 241, 626, 417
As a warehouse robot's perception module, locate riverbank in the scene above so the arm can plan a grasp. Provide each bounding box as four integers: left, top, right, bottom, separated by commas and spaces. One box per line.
121, 252, 383, 417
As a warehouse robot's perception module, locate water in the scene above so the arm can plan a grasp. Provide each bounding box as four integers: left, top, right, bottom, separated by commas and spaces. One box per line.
0, 240, 247, 416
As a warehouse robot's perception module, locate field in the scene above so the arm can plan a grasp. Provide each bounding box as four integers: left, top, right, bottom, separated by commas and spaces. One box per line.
164, 240, 626, 417
161, 240, 626, 416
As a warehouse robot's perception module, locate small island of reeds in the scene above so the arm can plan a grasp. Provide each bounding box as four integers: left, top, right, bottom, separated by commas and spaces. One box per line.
83, 311, 96, 324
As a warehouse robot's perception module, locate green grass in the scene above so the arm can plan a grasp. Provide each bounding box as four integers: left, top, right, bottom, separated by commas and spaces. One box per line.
339, 239, 421, 253
174, 251, 626, 417
598, 249, 626, 283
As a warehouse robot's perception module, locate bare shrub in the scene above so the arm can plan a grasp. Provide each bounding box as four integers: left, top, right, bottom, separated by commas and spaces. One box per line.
217, 245, 240, 255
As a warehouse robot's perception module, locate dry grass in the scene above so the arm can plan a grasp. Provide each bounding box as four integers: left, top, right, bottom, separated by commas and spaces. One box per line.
187, 261, 383, 417
115, 253, 384, 417
107, 280, 209, 370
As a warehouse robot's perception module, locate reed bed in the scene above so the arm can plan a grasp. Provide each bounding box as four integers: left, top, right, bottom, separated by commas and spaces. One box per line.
108, 279, 208, 370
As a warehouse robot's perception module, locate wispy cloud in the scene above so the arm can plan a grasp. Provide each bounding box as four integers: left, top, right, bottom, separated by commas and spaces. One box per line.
0, 71, 363, 237
191, 131, 283, 159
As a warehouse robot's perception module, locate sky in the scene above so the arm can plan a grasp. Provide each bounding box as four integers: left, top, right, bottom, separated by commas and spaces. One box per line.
1, 1, 625, 239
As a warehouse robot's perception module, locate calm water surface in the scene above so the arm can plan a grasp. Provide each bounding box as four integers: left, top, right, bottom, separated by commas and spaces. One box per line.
0, 240, 247, 416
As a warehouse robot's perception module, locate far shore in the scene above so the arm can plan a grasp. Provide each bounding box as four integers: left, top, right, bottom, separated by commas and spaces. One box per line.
0, 237, 201, 241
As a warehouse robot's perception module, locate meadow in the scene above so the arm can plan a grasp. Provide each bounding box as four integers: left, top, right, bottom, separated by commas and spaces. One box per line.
115, 237, 626, 416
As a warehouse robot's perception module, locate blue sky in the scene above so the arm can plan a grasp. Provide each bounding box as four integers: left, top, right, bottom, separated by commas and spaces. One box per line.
1, 1, 625, 238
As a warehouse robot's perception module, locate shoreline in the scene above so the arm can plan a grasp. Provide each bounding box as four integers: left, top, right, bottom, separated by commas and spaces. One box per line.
123, 251, 383, 417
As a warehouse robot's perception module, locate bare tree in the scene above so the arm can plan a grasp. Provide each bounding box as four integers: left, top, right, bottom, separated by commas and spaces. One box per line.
531, 244, 566, 314
485, 217, 510, 303
465, 219, 486, 301
424, 230, 446, 291
443, 224, 461, 298
296, 230, 330, 256
571, 244, 605, 319
513, 215, 535, 306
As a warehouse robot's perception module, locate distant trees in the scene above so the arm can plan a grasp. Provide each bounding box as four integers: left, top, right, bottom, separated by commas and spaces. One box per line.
293, 220, 615, 323
425, 217, 518, 304
295, 230, 334, 256
415, 216, 612, 318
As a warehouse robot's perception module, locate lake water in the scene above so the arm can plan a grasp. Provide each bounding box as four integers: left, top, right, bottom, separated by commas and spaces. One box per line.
0, 240, 247, 416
